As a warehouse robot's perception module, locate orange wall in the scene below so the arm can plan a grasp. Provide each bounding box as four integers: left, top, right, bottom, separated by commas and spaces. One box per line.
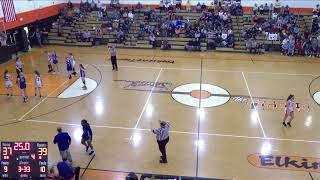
0, 3, 67, 31
0, 2, 312, 31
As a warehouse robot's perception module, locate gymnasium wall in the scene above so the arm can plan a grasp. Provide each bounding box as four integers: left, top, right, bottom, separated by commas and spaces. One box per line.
70, 0, 318, 8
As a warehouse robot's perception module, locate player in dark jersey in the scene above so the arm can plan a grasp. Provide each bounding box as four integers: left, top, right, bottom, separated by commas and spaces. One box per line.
18, 72, 28, 103
81, 119, 94, 155
52, 51, 59, 73
66, 57, 73, 79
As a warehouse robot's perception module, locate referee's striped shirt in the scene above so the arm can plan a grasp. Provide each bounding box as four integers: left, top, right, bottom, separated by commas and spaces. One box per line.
152, 121, 170, 141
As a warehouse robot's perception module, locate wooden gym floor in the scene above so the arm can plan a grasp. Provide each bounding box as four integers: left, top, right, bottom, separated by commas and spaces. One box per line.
1, 46, 320, 180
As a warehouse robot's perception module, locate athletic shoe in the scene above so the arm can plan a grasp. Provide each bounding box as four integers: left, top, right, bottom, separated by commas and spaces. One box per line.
282, 122, 286, 127
85, 145, 89, 152
89, 150, 94, 156
159, 159, 167, 163
287, 122, 292, 127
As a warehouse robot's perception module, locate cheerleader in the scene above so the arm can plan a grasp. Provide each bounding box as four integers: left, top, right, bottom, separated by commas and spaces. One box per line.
18, 72, 28, 103
52, 51, 59, 73
46, 51, 53, 73
70, 53, 77, 76
282, 94, 295, 127
34, 70, 42, 98
80, 64, 87, 90
15, 57, 23, 83
4, 70, 13, 97
66, 57, 73, 79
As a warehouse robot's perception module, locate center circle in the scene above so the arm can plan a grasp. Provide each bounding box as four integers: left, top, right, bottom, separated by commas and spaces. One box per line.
190, 90, 211, 99
171, 83, 230, 108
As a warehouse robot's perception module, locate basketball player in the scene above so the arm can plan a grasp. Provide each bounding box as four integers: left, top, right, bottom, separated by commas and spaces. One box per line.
66, 57, 73, 79
282, 94, 295, 127
52, 51, 59, 73
18, 72, 28, 103
34, 70, 42, 98
79, 64, 87, 90
81, 119, 94, 155
4, 70, 13, 97
69, 53, 77, 76
46, 51, 53, 73
15, 57, 23, 83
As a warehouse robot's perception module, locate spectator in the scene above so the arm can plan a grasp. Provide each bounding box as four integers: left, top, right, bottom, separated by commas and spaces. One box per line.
149, 33, 156, 47
67, 0, 73, 10
176, 0, 182, 12
274, 0, 281, 13
186, 0, 192, 12
137, 1, 142, 12
128, 11, 134, 20
97, 0, 102, 10
162, 39, 172, 50
295, 38, 302, 55
82, 30, 92, 42
57, 158, 74, 180
196, 2, 201, 13
287, 39, 295, 56
311, 37, 318, 57
253, 3, 258, 15
41, 28, 48, 44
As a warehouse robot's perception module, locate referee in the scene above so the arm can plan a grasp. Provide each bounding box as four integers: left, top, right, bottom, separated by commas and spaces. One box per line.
151, 120, 170, 163
108, 45, 118, 71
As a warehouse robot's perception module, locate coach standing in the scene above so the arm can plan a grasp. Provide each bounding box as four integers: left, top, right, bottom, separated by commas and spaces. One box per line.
108, 45, 118, 71
151, 120, 171, 163
53, 127, 73, 165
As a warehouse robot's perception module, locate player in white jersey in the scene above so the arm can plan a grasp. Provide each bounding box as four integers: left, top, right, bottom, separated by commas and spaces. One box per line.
79, 64, 87, 90
46, 51, 53, 73
4, 70, 13, 97
282, 94, 295, 127
70, 53, 77, 76
15, 57, 23, 83
34, 70, 42, 98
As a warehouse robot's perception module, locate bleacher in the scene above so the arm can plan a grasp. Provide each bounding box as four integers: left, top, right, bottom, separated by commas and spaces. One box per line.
232, 12, 313, 52
48, 7, 313, 53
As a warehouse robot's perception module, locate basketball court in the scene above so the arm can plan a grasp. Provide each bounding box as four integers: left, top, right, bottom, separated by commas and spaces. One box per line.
1, 46, 320, 180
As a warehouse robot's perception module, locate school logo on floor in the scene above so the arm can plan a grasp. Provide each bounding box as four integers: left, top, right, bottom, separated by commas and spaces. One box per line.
118, 57, 174, 64
233, 97, 310, 112
248, 154, 320, 173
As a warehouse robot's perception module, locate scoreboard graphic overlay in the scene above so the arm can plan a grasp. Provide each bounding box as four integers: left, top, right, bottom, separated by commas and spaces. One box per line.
1, 142, 48, 179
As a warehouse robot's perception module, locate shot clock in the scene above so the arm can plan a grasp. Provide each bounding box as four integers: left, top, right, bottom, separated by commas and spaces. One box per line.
1, 142, 48, 179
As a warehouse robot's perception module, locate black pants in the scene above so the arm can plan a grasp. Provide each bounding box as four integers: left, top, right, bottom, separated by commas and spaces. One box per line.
111, 56, 118, 70
157, 137, 169, 161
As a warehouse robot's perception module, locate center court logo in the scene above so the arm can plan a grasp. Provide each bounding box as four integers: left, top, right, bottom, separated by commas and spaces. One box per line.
248, 154, 320, 173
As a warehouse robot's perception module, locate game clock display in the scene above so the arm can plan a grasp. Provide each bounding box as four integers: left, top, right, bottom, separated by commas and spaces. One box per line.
1, 142, 48, 179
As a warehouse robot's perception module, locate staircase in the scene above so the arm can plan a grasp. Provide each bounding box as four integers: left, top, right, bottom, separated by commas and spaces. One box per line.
232, 15, 246, 50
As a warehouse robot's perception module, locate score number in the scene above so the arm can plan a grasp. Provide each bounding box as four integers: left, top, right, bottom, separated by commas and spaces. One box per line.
38, 147, 47, 156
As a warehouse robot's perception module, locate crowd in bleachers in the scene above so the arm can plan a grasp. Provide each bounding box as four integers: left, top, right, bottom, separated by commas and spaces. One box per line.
49, 0, 319, 56
242, 1, 320, 57
54, 0, 242, 50
136, 0, 241, 51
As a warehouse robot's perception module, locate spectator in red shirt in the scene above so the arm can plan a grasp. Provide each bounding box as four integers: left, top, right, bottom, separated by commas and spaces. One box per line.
295, 38, 302, 55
